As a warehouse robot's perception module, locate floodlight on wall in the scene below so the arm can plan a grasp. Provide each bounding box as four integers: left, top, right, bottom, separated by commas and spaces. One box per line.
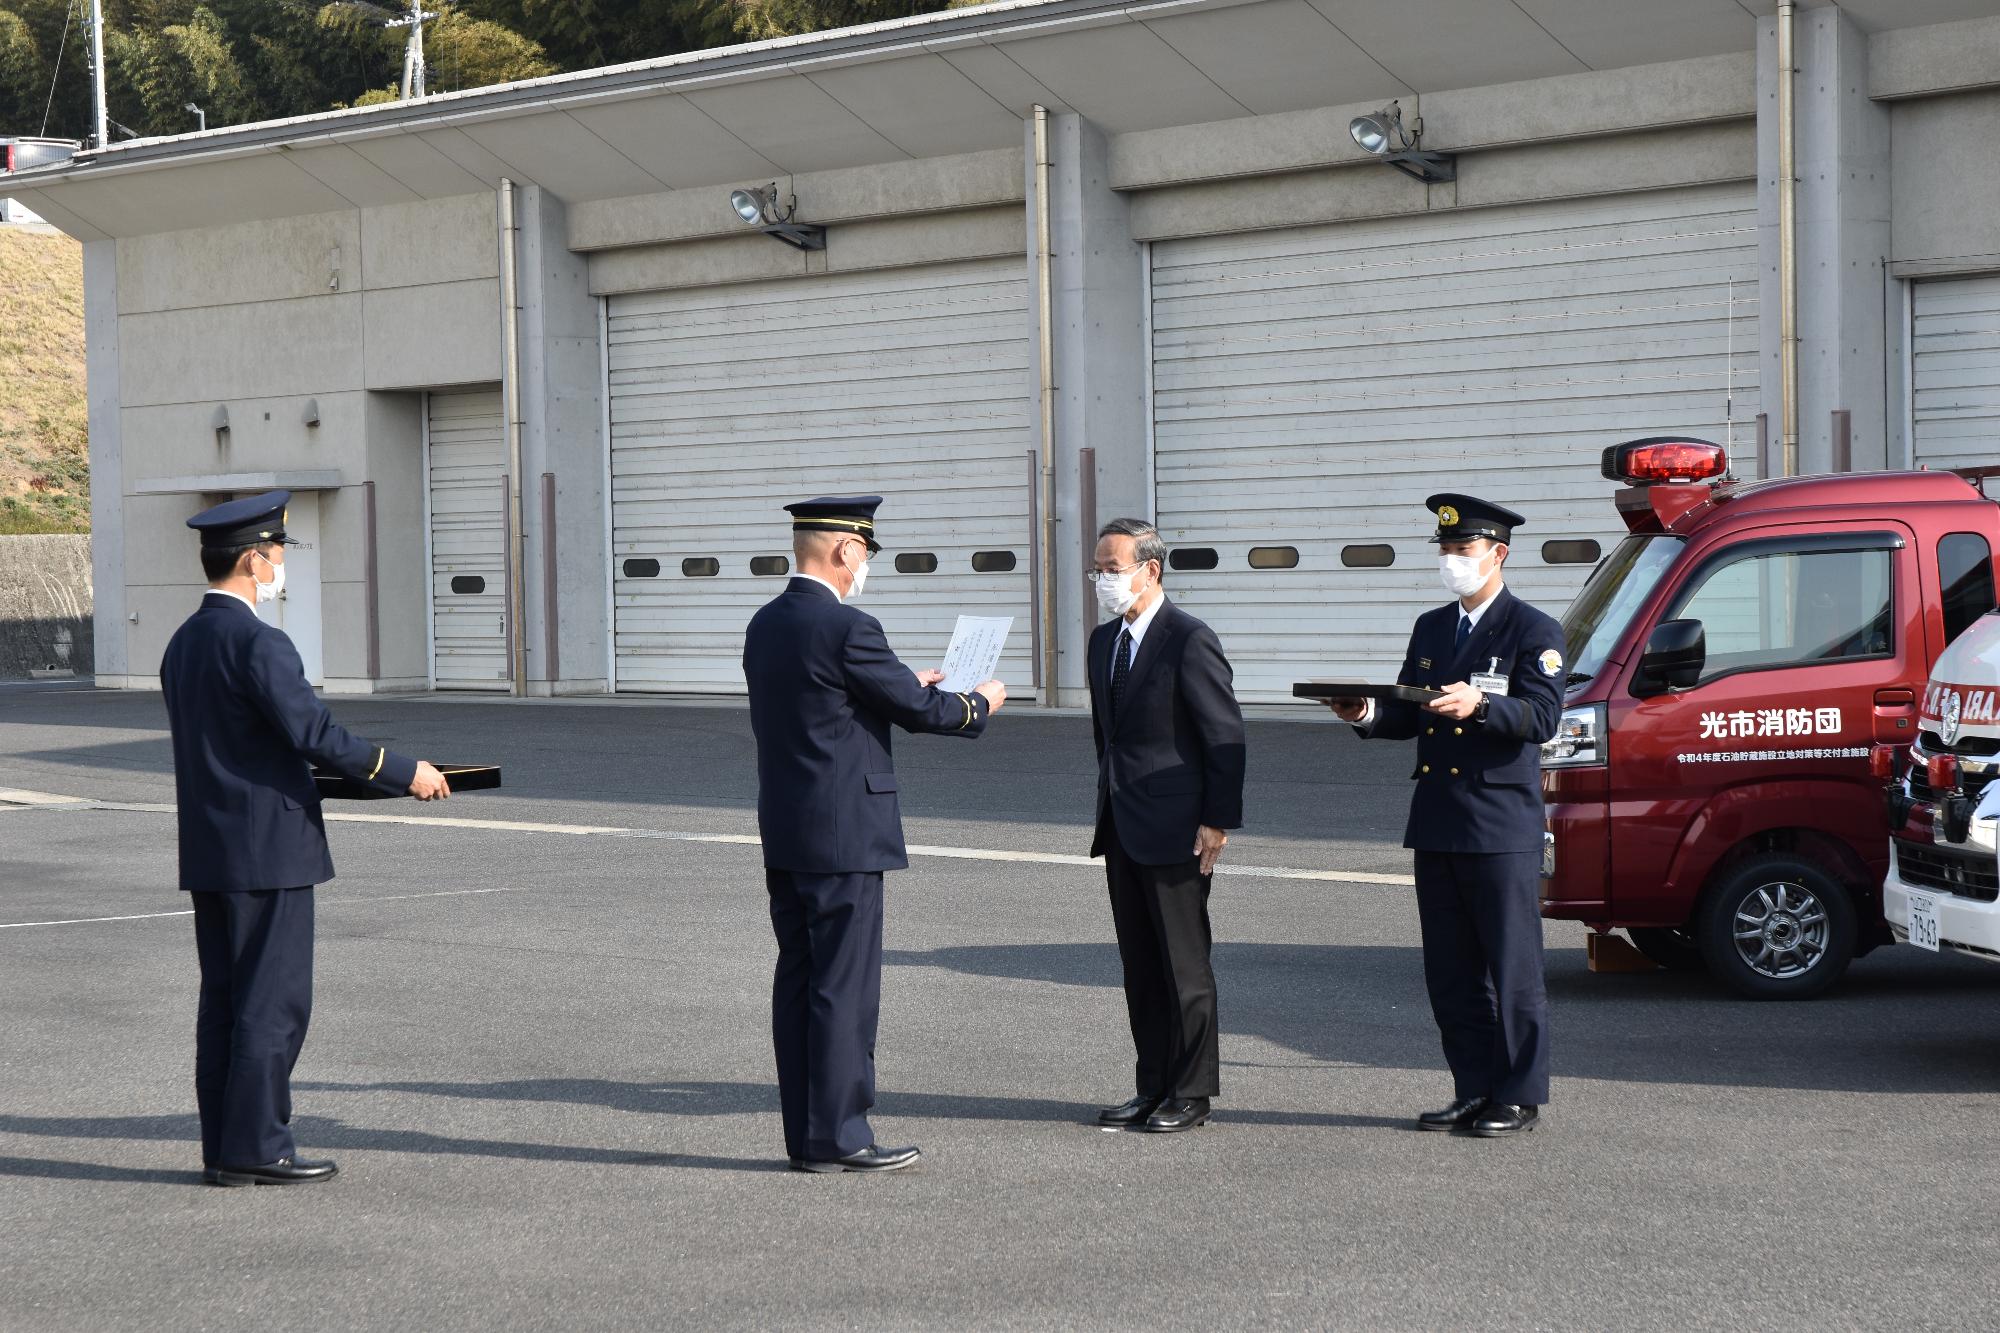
727, 182, 826, 251
210, 404, 230, 448
302, 398, 320, 428
1347, 101, 1455, 184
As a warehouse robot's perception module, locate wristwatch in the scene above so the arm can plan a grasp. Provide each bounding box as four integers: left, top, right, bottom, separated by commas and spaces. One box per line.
1473, 696, 1490, 724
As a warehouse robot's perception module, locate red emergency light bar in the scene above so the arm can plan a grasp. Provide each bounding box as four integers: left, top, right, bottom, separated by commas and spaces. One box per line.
1600, 437, 1729, 485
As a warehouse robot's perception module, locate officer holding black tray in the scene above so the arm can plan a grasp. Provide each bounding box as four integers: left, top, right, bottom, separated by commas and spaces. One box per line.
161, 490, 450, 1187
1325, 494, 1564, 1140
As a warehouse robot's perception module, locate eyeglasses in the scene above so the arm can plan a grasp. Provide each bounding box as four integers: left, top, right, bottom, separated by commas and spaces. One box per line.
1086, 563, 1146, 585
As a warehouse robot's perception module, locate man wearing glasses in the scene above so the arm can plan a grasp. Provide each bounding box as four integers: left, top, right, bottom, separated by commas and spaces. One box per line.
1086, 517, 1246, 1134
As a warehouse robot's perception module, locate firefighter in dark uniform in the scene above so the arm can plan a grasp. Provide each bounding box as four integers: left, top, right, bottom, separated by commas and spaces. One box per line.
161, 491, 450, 1186
1328, 495, 1564, 1138
743, 496, 1008, 1173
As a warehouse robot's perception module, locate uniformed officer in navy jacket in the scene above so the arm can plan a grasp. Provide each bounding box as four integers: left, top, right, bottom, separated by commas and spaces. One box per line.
1328, 495, 1564, 1138
161, 491, 449, 1186
743, 496, 1007, 1173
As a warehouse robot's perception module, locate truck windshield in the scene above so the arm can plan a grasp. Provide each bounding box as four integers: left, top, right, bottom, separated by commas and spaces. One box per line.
1560, 534, 1683, 686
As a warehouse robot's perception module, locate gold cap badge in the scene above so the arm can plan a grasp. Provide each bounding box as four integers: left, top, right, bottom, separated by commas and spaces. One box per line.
1437, 504, 1459, 526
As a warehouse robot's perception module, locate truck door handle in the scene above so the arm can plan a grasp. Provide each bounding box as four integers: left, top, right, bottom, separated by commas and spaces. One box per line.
1874, 689, 1915, 708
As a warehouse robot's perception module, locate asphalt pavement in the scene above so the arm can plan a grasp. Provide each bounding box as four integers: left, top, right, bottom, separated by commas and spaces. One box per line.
3, 683, 1999, 1331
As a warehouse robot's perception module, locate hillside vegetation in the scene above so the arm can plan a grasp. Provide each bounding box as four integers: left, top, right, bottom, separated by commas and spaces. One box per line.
0, 226, 87, 535
1, 2, 989, 143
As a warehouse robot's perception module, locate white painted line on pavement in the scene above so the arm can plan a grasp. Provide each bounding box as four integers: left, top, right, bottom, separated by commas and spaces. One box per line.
0, 785, 1418, 889
0, 908, 194, 929
0, 886, 535, 930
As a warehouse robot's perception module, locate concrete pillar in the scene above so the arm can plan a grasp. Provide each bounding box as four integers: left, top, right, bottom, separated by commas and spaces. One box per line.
513, 184, 610, 695
1758, 6, 1892, 475
82, 239, 128, 685
1026, 112, 1148, 707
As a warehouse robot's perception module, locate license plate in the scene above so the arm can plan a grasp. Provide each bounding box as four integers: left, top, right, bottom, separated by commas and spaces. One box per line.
1909, 893, 1941, 953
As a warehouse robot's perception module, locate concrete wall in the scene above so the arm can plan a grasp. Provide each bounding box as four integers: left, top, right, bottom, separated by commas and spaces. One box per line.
0, 535, 94, 679
100, 192, 502, 689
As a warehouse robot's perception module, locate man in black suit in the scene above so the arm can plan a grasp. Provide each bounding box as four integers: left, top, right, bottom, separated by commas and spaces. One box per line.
160, 491, 450, 1186
743, 496, 1007, 1173
1087, 517, 1246, 1133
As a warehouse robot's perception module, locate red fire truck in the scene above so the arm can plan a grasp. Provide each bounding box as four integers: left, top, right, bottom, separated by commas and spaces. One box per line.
1539, 438, 1999, 998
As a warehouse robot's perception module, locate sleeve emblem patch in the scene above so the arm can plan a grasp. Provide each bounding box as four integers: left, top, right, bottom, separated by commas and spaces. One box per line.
1539, 648, 1564, 677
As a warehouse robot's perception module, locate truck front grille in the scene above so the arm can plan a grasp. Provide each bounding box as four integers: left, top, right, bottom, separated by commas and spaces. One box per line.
1896, 839, 2000, 903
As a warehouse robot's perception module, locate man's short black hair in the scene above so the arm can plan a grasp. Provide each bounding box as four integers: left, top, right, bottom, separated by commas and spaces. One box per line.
200, 542, 268, 582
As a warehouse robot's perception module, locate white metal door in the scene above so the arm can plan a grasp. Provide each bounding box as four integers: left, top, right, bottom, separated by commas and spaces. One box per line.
606, 259, 1034, 693
254, 491, 321, 687
1912, 274, 2000, 473
1150, 183, 1763, 701
427, 386, 511, 690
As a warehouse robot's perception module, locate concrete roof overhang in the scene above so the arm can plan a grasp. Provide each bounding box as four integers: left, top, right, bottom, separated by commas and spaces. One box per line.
8, 0, 1993, 241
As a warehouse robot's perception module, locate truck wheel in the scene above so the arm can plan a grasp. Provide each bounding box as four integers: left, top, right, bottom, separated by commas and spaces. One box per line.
1696, 853, 1856, 1000
1627, 926, 1706, 972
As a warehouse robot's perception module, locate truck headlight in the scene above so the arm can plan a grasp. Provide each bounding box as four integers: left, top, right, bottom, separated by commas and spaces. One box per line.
1542, 703, 1606, 769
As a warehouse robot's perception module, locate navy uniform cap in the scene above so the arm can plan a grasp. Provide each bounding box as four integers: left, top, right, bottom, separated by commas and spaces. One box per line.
785, 495, 883, 553
186, 490, 300, 549
1425, 493, 1524, 545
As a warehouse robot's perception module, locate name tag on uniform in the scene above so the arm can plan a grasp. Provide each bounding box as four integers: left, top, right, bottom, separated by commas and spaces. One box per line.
1470, 656, 1510, 697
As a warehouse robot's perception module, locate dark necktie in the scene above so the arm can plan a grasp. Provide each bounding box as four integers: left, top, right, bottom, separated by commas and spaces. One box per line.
1454, 614, 1471, 655
1110, 629, 1132, 718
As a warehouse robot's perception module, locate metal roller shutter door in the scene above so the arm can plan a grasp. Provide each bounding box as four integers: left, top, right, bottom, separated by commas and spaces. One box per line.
426, 386, 511, 690
1150, 183, 1762, 702
608, 259, 1035, 694
1912, 275, 2000, 472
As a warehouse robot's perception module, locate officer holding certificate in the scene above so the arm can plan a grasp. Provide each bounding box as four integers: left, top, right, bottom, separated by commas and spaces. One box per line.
1326, 495, 1563, 1139
743, 495, 1006, 1173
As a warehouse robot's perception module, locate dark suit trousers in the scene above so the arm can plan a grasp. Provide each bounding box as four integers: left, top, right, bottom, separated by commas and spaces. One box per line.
765, 869, 883, 1161
1102, 823, 1220, 1100
190, 887, 314, 1167
1412, 850, 1550, 1106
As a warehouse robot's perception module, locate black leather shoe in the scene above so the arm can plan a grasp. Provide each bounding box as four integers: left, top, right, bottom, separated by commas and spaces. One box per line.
211, 1156, 339, 1187
1469, 1104, 1539, 1138
1416, 1096, 1488, 1132
1096, 1095, 1162, 1128
201, 1167, 220, 1185
1139, 1097, 1211, 1133
793, 1144, 922, 1174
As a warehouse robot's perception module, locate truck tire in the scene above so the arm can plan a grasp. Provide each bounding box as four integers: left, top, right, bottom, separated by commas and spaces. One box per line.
1696, 852, 1856, 1000
1627, 926, 1706, 972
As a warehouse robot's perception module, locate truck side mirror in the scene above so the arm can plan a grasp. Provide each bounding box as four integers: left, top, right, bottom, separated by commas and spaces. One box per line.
1634, 618, 1705, 697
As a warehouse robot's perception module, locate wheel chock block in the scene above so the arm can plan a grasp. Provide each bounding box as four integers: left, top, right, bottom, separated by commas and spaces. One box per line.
1587, 933, 1660, 973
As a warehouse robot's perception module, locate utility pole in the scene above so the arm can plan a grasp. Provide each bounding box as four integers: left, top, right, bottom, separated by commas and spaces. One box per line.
386, 1, 436, 101
87, 0, 108, 149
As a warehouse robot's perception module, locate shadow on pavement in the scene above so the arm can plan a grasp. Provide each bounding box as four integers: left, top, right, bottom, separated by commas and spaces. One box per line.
289, 1078, 1401, 1132
0, 1154, 197, 1186
0, 1112, 775, 1175
885, 940, 2000, 1096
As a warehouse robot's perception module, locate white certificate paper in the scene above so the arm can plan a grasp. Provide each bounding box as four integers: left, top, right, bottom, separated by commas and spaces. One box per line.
937, 615, 1012, 693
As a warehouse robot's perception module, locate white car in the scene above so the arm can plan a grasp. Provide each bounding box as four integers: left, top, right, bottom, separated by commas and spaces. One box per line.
1884, 609, 2000, 961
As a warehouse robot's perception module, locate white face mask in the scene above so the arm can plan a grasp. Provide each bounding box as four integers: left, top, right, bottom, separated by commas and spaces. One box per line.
252, 550, 286, 605
1438, 549, 1493, 599
1095, 566, 1144, 617
844, 553, 869, 601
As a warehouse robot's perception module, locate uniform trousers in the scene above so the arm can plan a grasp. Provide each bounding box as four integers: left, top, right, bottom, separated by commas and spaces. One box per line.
190, 887, 315, 1167
1412, 850, 1550, 1107
1102, 829, 1221, 1101
765, 868, 883, 1161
